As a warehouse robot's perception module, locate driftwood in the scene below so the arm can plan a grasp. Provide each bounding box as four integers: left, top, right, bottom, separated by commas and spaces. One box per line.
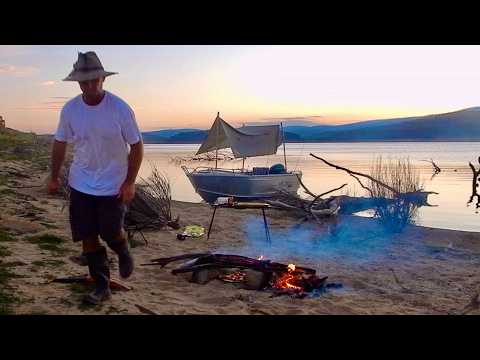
310, 153, 399, 195
266, 188, 342, 220
467, 157, 480, 209
313, 155, 437, 204
135, 304, 159, 315
267, 156, 437, 223
421, 159, 441, 178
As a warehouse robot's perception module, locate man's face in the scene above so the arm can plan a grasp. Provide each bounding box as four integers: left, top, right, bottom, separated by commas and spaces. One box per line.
78, 77, 105, 97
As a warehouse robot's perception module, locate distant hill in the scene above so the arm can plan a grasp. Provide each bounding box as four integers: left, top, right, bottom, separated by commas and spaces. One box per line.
141, 128, 200, 143
143, 129, 302, 143
141, 107, 480, 143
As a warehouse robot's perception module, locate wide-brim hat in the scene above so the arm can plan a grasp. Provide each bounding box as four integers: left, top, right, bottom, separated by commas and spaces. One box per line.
63, 51, 118, 82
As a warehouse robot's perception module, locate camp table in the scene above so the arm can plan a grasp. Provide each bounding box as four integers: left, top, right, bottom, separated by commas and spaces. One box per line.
207, 200, 271, 243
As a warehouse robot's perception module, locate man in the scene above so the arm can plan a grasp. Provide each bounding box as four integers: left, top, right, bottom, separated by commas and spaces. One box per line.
48, 51, 144, 305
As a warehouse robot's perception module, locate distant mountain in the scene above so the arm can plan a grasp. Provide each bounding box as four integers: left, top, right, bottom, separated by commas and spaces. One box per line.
300, 107, 480, 141
143, 129, 303, 143
141, 107, 480, 143
141, 128, 200, 143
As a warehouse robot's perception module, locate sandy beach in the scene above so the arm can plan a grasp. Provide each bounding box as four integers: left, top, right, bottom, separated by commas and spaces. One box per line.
1, 153, 480, 315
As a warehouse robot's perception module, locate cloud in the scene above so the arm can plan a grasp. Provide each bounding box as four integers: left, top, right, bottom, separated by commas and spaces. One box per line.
11, 103, 65, 111
0, 64, 38, 77
261, 115, 324, 121
40, 80, 56, 86
0, 45, 32, 58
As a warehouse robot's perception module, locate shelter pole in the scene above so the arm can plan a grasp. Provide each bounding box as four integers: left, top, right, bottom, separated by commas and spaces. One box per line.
215, 112, 219, 169
242, 157, 245, 172
280, 122, 287, 171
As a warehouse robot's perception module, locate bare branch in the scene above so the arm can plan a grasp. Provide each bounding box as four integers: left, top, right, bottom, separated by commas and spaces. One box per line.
310, 153, 399, 195
308, 183, 347, 213
295, 173, 317, 198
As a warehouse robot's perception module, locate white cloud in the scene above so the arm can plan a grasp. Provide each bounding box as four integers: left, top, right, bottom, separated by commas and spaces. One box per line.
0, 64, 38, 76
40, 80, 56, 86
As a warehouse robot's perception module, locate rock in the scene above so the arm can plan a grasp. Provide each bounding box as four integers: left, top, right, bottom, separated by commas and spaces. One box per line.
243, 269, 270, 290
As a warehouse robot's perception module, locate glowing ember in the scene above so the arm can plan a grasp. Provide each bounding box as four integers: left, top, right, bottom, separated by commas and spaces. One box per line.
219, 271, 246, 283
272, 263, 303, 291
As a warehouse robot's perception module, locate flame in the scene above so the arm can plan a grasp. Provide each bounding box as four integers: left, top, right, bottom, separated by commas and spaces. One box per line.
273, 263, 303, 291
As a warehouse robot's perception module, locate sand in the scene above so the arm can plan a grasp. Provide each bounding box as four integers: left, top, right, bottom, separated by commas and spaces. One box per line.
1, 159, 480, 315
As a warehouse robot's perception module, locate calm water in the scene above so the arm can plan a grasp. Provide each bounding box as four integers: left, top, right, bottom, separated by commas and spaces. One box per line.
139, 142, 480, 232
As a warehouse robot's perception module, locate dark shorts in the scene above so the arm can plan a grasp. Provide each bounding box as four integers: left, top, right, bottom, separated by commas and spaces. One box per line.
69, 187, 127, 243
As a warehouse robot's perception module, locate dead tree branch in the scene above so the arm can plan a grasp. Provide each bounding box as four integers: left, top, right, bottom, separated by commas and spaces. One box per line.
468, 157, 480, 209
421, 159, 441, 174
308, 183, 347, 213
310, 153, 400, 195
295, 173, 317, 198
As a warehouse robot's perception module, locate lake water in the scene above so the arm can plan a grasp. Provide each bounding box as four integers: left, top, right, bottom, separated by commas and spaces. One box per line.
138, 142, 480, 233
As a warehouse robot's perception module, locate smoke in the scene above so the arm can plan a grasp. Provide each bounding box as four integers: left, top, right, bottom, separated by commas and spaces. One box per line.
215, 215, 403, 265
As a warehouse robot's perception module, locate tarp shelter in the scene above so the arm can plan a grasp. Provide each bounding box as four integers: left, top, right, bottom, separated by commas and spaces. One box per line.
196, 115, 282, 158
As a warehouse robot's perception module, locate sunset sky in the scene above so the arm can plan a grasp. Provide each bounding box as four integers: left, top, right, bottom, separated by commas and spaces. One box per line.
2, 45, 480, 134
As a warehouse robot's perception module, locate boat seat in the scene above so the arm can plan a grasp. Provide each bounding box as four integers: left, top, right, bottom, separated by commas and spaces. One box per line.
252, 167, 270, 175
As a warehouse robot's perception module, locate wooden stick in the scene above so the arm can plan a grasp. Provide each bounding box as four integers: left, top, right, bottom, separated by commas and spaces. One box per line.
308, 184, 347, 213
135, 304, 159, 315
349, 174, 374, 197
145, 253, 212, 267
468, 162, 480, 207
295, 173, 317, 198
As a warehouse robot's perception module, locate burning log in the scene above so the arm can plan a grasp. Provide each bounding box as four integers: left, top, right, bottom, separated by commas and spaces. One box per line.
143, 253, 329, 297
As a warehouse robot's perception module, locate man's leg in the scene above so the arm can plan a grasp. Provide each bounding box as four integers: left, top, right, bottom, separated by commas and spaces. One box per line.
69, 187, 111, 304
82, 236, 112, 305
106, 229, 134, 279
98, 197, 134, 279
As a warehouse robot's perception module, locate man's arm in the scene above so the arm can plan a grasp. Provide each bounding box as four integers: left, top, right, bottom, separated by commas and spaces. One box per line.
118, 140, 144, 203
48, 140, 68, 194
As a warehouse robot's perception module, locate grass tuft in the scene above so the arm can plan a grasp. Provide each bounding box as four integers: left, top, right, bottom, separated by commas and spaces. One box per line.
0, 230, 15, 242
25, 234, 68, 255
0, 264, 22, 314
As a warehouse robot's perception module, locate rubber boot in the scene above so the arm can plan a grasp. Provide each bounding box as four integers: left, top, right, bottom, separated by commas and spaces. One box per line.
83, 247, 112, 305
70, 252, 88, 266
108, 240, 134, 279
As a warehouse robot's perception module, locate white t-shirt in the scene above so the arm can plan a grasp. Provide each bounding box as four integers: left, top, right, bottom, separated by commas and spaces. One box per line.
55, 91, 142, 196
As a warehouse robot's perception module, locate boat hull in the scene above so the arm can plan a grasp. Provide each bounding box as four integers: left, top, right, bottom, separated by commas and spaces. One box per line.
185, 170, 302, 203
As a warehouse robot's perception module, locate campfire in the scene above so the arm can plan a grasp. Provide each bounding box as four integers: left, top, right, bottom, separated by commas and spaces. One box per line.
143, 253, 330, 298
